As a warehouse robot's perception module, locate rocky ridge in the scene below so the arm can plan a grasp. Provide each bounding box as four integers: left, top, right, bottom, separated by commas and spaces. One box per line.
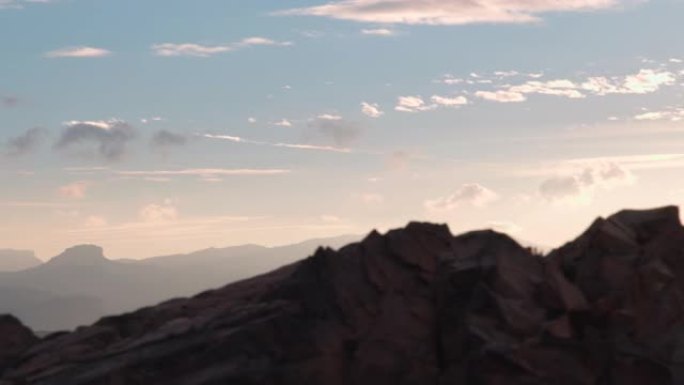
1, 207, 683, 384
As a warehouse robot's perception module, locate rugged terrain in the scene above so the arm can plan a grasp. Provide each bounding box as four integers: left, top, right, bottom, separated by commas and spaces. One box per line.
1, 206, 683, 384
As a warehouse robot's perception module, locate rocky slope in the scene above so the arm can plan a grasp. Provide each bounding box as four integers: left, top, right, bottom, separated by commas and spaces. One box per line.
1, 207, 683, 384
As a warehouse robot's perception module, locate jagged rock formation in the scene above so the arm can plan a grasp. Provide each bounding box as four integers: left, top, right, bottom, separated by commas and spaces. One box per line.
1, 207, 684, 384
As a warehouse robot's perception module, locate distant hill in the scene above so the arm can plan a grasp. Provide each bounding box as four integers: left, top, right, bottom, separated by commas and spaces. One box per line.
0, 250, 41, 272
0, 235, 360, 331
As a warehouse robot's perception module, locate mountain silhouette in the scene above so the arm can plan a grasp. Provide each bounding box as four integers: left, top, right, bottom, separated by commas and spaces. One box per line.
1, 207, 683, 384
0, 235, 359, 331
0, 250, 41, 272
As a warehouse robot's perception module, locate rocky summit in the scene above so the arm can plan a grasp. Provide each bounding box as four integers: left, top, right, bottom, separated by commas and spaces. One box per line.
1, 207, 684, 385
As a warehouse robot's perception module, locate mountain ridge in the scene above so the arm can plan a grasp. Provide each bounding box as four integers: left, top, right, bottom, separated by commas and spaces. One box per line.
2, 206, 683, 384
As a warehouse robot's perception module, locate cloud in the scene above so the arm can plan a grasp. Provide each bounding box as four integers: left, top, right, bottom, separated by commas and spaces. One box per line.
0, 0, 54, 10
2, 96, 19, 108
361, 193, 385, 204
634, 107, 684, 122
54, 119, 135, 161
395, 96, 437, 113
581, 69, 676, 95
361, 28, 396, 36
58, 181, 89, 199
152, 37, 292, 57
45, 46, 112, 58
308, 116, 362, 146
84, 216, 108, 228
538, 162, 634, 204
117, 168, 291, 179
151, 44, 232, 57
471, 68, 677, 104
361, 102, 384, 118
277, 0, 621, 26
151, 130, 188, 148
425, 183, 499, 211
274, 119, 293, 127
431, 95, 469, 107
3, 127, 46, 156
139, 200, 179, 223
475, 90, 527, 103
203, 134, 352, 153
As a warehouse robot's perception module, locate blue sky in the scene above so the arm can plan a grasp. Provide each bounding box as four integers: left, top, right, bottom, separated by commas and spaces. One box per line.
2, 0, 684, 259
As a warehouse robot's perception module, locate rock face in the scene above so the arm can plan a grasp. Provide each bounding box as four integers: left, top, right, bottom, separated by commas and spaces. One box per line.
2, 207, 684, 384
0, 316, 37, 375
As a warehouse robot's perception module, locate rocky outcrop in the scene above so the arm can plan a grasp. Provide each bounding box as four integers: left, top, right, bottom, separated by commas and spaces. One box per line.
0, 316, 37, 376
1, 207, 684, 384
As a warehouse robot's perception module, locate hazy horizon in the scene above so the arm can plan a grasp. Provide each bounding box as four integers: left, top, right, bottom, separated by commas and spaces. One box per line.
2, 0, 684, 259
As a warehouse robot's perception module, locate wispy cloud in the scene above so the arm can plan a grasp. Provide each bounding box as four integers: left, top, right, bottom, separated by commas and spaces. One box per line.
277, 0, 622, 26
117, 168, 292, 178
361, 28, 396, 36
152, 37, 292, 57
425, 183, 499, 211
203, 134, 352, 153
45, 46, 112, 58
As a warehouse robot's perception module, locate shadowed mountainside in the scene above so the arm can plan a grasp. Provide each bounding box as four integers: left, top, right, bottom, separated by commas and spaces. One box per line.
2, 207, 684, 384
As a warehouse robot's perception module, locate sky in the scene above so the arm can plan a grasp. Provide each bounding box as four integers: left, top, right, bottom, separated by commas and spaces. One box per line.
1, 0, 684, 260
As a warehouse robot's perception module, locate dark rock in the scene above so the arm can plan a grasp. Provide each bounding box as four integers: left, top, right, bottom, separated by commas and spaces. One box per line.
1, 207, 684, 384
0, 315, 37, 376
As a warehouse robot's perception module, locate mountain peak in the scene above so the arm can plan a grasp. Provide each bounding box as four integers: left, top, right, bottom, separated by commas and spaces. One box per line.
48, 245, 107, 266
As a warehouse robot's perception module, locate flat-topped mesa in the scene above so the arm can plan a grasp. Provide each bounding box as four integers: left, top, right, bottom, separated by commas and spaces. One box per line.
47, 245, 108, 266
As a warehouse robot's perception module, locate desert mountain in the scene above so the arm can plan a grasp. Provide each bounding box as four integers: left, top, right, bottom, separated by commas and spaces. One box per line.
1, 206, 683, 384
0, 235, 359, 331
0, 250, 41, 272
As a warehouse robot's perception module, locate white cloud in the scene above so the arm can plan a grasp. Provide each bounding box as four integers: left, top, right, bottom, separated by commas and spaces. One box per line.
361, 102, 384, 118
152, 37, 292, 57
203, 134, 352, 153
581, 69, 676, 95
425, 183, 499, 211
317, 114, 343, 121
634, 107, 684, 122
45, 47, 112, 58
431, 95, 469, 107
361, 28, 396, 36
395, 96, 437, 112
508, 79, 585, 99
274, 119, 293, 127
151, 43, 232, 57
278, 0, 621, 26
475, 90, 527, 103
84, 216, 108, 228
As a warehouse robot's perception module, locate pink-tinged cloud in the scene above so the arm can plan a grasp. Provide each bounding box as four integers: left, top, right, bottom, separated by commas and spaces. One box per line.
278, 0, 621, 26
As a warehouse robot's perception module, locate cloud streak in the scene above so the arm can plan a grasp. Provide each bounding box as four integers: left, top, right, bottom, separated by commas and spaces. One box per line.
152, 37, 292, 57
278, 0, 622, 26
45, 47, 112, 58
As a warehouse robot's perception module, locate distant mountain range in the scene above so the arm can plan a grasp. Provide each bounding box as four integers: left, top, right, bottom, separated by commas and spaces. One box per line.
0, 235, 360, 331
0, 250, 41, 272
